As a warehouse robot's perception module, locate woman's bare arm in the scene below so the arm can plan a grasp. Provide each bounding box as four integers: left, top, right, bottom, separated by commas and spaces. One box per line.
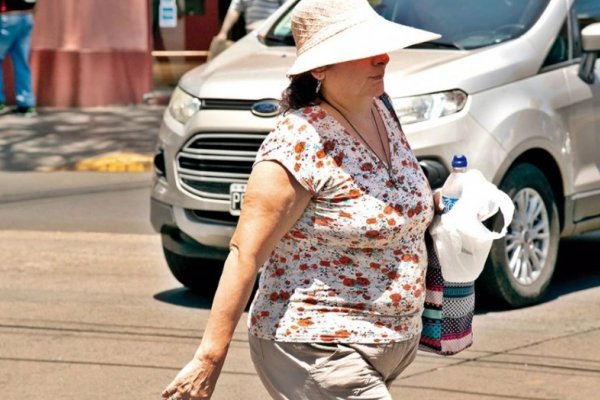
162, 160, 311, 399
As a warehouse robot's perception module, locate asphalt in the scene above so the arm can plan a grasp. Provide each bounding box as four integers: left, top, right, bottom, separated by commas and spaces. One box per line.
0, 104, 166, 172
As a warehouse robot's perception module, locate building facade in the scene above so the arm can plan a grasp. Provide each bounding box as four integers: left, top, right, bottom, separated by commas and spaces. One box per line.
2, 0, 227, 107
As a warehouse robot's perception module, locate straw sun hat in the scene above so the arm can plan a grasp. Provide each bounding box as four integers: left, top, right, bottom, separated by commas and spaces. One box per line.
287, 0, 441, 76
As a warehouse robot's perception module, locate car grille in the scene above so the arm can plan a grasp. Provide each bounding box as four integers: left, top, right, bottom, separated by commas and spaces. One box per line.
202, 99, 257, 111
177, 132, 268, 199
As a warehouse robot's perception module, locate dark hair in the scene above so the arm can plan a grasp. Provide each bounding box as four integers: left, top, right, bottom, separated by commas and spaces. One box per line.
280, 72, 322, 112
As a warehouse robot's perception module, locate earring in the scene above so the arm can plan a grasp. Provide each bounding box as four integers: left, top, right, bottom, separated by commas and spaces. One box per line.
315, 79, 322, 94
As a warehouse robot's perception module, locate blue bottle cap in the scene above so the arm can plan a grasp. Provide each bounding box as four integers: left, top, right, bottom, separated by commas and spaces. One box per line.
451, 154, 468, 168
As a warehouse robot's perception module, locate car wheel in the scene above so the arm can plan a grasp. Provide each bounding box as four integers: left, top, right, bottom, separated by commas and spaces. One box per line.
163, 249, 224, 296
478, 163, 559, 307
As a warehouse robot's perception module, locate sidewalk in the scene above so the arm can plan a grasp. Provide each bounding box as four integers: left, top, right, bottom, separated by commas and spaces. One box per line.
0, 105, 166, 172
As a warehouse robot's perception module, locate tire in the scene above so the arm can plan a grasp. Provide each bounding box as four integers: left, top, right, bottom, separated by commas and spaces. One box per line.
477, 163, 560, 308
163, 249, 224, 296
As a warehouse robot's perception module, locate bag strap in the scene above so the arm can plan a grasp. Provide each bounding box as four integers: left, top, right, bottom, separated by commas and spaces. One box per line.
378, 92, 403, 129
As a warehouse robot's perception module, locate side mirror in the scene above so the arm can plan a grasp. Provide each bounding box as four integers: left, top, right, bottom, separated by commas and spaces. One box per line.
582, 22, 600, 51
579, 22, 600, 84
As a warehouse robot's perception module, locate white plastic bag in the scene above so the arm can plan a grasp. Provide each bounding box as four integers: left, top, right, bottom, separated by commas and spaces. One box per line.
429, 169, 515, 282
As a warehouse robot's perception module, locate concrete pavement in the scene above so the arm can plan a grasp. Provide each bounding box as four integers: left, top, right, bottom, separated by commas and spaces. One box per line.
0, 105, 165, 172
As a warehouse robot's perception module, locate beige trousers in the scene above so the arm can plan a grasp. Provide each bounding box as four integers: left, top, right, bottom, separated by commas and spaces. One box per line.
249, 334, 419, 400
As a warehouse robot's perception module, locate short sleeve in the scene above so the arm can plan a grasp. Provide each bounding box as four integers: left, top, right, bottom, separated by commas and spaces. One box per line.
254, 112, 331, 194
228, 0, 245, 13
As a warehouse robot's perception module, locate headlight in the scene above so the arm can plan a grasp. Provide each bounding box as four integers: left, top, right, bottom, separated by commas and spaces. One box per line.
391, 90, 468, 125
168, 87, 202, 124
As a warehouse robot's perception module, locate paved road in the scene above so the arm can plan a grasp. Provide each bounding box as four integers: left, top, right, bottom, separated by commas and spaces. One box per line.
1, 172, 599, 400
0, 172, 154, 233
0, 229, 265, 400
0, 171, 266, 399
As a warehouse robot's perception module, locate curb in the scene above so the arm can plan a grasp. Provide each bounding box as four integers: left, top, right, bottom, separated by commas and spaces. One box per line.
52, 152, 154, 173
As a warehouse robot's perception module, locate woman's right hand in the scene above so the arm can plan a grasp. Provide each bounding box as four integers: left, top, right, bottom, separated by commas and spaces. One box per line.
161, 356, 224, 400
161, 161, 311, 400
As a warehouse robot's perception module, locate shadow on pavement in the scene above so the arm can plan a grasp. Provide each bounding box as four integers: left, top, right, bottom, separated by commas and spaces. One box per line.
154, 283, 257, 311
154, 287, 214, 309
477, 231, 600, 313
0, 106, 165, 171
545, 232, 600, 299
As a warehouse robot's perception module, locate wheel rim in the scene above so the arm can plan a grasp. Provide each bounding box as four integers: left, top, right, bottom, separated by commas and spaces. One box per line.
505, 188, 550, 285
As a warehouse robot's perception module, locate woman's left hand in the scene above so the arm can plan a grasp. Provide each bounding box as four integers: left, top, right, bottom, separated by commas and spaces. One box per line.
433, 188, 443, 215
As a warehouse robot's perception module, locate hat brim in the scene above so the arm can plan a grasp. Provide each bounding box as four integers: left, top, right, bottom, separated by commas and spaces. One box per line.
287, 16, 441, 76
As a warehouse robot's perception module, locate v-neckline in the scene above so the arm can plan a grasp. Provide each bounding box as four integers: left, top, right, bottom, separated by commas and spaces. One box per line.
318, 99, 395, 171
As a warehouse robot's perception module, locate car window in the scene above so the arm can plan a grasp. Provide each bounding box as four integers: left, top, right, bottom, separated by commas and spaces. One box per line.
265, 0, 551, 50
540, 0, 600, 71
575, 0, 600, 38
562, 0, 600, 65
272, 7, 293, 38
575, 0, 600, 21
541, 19, 570, 69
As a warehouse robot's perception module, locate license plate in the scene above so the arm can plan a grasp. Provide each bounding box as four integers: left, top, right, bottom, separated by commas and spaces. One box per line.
229, 183, 247, 216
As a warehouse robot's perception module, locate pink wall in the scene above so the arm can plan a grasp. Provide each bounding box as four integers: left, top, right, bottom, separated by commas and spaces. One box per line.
3, 0, 153, 107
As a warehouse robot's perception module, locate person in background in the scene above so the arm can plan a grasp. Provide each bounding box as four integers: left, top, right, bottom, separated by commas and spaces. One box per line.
0, 0, 37, 117
217, 0, 286, 39
162, 0, 441, 399
209, 0, 286, 60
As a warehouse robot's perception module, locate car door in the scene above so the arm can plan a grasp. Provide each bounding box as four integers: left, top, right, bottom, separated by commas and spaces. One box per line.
563, 1, 600, 223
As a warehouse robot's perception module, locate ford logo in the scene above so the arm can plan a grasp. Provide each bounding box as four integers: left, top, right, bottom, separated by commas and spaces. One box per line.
251, 99, 282, 118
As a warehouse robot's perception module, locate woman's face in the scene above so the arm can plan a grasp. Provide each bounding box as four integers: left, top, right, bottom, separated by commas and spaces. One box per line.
316, 53, 390, 101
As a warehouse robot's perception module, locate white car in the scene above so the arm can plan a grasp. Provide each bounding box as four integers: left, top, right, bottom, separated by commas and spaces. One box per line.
151, 0, 600, 307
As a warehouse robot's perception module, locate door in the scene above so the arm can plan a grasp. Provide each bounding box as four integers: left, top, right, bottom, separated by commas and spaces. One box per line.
564, 2, 600, 222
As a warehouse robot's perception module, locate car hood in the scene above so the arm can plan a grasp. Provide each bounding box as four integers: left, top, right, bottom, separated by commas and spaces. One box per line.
179, 32, 542, 100
179, 34, 295, 100
383, 39, 539, 97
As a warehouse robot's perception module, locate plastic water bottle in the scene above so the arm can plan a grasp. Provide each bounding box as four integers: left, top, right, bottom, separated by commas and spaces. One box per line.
441, 154, 468, 213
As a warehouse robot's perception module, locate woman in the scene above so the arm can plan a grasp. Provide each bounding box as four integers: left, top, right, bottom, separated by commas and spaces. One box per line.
162, 0, 440, 399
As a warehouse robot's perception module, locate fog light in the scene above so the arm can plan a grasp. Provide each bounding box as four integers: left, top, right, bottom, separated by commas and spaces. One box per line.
154, 149, 166, 178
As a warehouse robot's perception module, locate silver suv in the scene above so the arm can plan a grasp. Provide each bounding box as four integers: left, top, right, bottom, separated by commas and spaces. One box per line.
151, 0, 600, 307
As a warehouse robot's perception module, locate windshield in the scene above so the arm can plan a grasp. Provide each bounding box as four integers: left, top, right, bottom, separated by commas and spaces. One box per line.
265, 0, 551, 50
576, 0, 600, 18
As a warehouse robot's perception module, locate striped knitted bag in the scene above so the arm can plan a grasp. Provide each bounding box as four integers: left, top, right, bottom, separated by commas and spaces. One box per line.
419, 232, 474, 355
378, 92, 475, 355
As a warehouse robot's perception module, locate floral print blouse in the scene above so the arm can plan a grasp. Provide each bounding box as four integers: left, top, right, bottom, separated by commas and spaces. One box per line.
248, 97, 434, 343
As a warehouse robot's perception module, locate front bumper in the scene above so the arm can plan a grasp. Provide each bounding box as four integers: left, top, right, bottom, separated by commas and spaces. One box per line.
151, 197, 230, 260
